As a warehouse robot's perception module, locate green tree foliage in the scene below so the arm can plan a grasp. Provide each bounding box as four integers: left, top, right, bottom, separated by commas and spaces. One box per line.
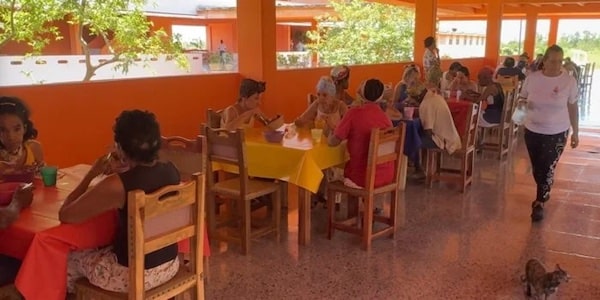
0, 0, 64, 53
64, 0, 187, 81
500, 34, 547, 57
306, 0, 414, 66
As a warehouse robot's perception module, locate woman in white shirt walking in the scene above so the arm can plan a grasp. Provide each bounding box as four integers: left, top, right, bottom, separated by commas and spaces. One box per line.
519, 45, 579, 222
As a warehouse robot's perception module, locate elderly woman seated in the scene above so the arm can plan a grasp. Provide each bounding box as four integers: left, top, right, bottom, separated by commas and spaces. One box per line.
59, 110, 181, 293
411, 70, 462, 178
295, 76, 347, 136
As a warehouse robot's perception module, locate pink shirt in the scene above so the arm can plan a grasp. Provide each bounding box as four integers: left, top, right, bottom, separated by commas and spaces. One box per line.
520, 71, 578, 135
334, 103, 393, 188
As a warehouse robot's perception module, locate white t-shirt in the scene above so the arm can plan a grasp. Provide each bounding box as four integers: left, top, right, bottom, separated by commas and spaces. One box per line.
519, 71, 578, 135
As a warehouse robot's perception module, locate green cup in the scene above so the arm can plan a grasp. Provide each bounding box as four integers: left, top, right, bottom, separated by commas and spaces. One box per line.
40, 166, 58, 187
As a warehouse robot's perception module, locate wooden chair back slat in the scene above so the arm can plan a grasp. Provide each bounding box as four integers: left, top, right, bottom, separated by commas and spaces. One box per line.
159, 135, 206, 181
204, 126, 248, 190
207, 109, 223, 129
463, 103, 481, 149
365, 125, 406, 190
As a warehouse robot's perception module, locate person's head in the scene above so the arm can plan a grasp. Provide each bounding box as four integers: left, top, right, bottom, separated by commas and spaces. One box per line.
402, 64, 420, 84
541, 44, 564, 74
449, 62, 462, 77
564, 57, 572, 64
0, 96, 37, 153
424, 36, 436, 49
477, 67, 494, 86
361, 79, 385, 102
519, 52, 529, 61
503, 57, 516, 68
331, 65, 350, 89
238, 78, 266, 110
456, 66, 470, 82
113, 110, 160, 164
315, 76, 336, 104
425, 67, 442, 90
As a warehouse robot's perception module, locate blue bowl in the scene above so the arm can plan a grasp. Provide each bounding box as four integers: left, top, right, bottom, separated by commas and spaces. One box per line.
263, 130, 284, 143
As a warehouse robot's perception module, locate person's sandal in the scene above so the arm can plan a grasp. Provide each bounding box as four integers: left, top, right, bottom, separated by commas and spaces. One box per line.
531, 201, 544, 222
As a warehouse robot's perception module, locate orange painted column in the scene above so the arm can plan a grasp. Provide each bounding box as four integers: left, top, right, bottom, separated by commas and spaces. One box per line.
523, 12, 538, 58
413, 0, 437, 69
548, 17, 559, 46
484, 1, 503, 67
236, 0, 276, 80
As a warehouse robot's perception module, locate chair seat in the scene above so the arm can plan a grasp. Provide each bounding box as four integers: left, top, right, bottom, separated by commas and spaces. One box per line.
212, 177, 280, 200
327, 180, 398, 196
75, 267, 197, 299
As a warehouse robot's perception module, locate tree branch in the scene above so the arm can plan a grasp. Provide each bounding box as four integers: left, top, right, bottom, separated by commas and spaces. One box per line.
99, 32, 115, 55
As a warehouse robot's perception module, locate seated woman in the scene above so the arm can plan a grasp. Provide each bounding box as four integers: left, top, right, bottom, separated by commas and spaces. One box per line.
393, 65, 422, 110
440, 62, 462, 92
221, 78, 272, 131
330, 65, 355, 106
467, 68, 505, 128
295, 77, 347, 135
60, 110, 181, 293
0, 96, 44, 177
411, 69, 462, 178
449, 66, 478, 95
495, 57, 526, 81
0, 185, 34, 285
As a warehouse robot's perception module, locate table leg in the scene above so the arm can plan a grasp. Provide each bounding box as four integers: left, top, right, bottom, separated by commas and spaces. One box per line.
298, 187, 311, 245
399, 155, 408, 191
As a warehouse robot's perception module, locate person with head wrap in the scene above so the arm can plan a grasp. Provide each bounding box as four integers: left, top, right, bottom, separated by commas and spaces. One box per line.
412, 69, 462, 178
221, 78, 272, 131
295, 77, 347, 135
330, 65, 355, 106
328, 79, 394, 189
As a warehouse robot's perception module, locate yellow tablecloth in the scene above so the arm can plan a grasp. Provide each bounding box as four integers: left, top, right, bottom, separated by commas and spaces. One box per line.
216, 128, 347, 193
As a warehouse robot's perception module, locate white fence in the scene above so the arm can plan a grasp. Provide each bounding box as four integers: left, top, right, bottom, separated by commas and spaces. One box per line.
0, 53, 238, 86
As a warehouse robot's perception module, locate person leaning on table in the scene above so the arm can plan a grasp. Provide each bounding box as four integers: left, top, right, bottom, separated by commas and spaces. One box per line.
517, 44, 579, 223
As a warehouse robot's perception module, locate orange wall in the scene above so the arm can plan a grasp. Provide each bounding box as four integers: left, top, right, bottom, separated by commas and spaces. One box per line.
208, 23, 237, 53
276, 25, 291, 51
0, 21, 72, 55
0, 74, 240, 168
0, 58, 484, 167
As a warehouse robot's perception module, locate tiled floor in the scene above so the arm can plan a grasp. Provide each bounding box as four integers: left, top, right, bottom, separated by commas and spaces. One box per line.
204, 130, 600, 299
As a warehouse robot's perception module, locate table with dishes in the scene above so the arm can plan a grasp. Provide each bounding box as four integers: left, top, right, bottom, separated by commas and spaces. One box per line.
0, 165, 210, 300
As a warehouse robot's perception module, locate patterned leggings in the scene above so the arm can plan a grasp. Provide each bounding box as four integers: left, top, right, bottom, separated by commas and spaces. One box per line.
524, 129, 568, 202
66, 247, 179, 293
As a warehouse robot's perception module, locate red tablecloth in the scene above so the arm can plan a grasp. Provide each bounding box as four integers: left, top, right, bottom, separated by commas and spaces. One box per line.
446, 99, 473, 136
0, 165, 209, 300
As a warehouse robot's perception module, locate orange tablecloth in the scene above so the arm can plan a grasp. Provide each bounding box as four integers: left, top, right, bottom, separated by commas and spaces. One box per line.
0, 165, 209, 300
447, 99, 472, 136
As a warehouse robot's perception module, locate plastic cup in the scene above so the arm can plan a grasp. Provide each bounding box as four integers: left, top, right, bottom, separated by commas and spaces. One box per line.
311, 128, 323, 144
443, 90, 451, 99
403, 107, 415, 120
456, 90, 462, 101
40, 166, 58, 187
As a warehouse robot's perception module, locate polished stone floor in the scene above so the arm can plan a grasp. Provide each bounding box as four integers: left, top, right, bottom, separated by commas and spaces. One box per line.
204, 130, 600, 300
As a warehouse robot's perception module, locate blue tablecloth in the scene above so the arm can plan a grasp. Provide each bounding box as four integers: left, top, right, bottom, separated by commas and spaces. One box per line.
393, 118, 422, 164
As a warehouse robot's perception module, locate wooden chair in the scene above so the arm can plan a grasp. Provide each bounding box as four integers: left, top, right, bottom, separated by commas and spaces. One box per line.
204, 127, 281, 255
0, 284, 21, 300
75, 173, 206, 300
425, 103, 481, 193
159, 136, 206, 182
480, 89, 516, 160
206, 109, 223, 129
326, 125, 406, 251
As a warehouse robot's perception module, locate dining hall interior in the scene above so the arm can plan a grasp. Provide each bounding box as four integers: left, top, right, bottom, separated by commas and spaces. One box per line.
0, 0, 600, 299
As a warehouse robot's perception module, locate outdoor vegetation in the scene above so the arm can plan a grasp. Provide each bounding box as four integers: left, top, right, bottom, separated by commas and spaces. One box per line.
307, 0, 414, 66
0, 0, 187, 81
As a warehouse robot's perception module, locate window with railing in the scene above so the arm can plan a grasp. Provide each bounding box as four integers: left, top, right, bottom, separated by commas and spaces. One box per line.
437, 20, 486, 59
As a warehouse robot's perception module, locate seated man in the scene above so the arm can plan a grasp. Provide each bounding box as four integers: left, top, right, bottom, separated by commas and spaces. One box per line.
496, 57, 526, 81
0, 185, 34, 285
328, 79, 393, 188
412, 70, 462, 178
